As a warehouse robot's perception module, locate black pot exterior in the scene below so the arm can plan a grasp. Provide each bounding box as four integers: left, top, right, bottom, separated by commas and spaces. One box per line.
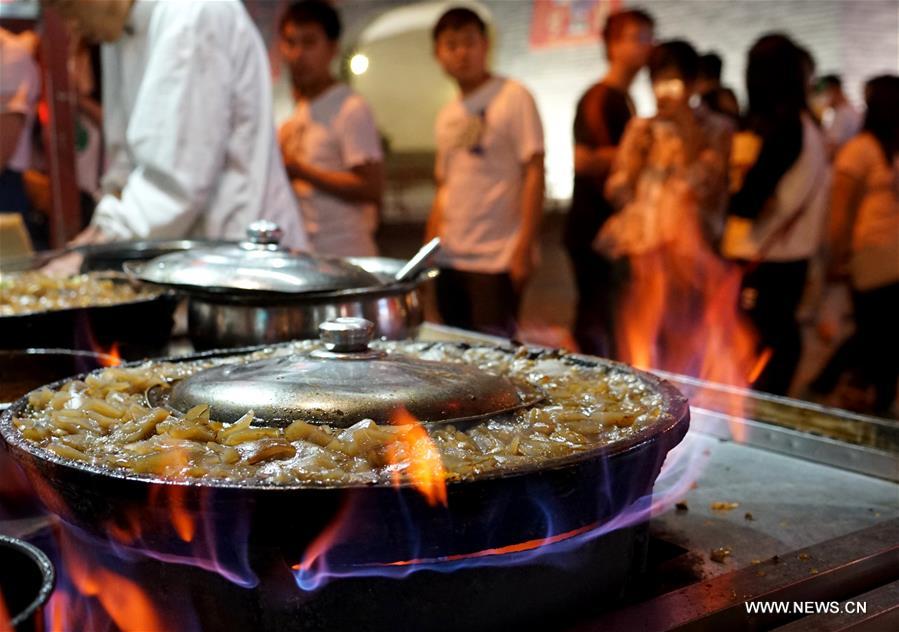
0, 535, 55, 632
0, 295, 177, 358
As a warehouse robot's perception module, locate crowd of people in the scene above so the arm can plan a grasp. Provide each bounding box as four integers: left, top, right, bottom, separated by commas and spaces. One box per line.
1, 1, 896, 416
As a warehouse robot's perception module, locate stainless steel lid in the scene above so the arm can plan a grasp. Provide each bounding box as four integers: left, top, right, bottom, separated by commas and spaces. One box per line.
159, 318, 542, 427
126, 222, 380, 296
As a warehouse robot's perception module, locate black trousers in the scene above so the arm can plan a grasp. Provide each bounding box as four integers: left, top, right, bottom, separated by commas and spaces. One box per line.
567, 248, 623, 358
435, 268, 520, 339
811, 282, 899, 413
740, 259, 808, 395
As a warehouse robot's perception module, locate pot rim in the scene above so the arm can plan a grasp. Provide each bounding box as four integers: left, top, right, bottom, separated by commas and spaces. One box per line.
0, 534, 56, 627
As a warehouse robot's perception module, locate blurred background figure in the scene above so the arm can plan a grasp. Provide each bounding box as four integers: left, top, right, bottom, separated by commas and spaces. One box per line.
815, 74, 863, 157
0, 27, 43, 249
598, 39, 733, 371
43, 0, 308, 257
808, 75, 899, 416
69, 35, 103, 229
427, 7, 544, 339
696, 52, 740, 121
723, 33, 829, 396
564, 8, 654, 357
278, 0, 384, 257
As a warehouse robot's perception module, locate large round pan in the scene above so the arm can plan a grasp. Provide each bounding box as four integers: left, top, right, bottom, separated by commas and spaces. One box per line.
0, 346, 689, 565
0, 283, 177, 355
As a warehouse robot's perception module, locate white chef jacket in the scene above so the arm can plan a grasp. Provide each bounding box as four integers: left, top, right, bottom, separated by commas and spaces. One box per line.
94, 0, 309, 250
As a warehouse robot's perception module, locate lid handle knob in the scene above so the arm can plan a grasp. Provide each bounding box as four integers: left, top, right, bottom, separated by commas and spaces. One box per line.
319, 317, 374, 353
245, 220, 284, 246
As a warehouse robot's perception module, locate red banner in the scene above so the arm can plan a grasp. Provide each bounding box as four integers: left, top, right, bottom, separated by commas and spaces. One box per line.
529, 0, 621, 50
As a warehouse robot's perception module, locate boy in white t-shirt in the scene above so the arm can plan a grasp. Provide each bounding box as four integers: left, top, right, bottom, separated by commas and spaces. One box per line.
278, 0, 384, 257
426, 7, 545, 338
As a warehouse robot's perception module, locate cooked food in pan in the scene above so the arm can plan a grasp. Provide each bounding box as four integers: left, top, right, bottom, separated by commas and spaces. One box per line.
11, 342, 667, 486
0, 271, 160, 317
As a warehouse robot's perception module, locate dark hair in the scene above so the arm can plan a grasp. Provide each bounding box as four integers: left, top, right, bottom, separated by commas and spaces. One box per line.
863, 74, 899, 160
280, 0, 341, 41
602, 8, 654, 47
745, 33, 807, 122
648, 40, 700, 83
818, 74, 842, 90
698, 52, 723, 81
432, 7, 487, 42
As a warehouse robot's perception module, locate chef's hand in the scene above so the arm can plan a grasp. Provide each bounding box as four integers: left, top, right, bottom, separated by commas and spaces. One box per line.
40, 251, 84, 278
40, 225, 108, 277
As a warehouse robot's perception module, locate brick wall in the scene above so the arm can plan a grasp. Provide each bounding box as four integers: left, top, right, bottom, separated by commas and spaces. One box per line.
336, 0, 899, 201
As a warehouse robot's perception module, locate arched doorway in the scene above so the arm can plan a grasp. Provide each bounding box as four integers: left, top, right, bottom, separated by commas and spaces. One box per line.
343, 1, 492, 222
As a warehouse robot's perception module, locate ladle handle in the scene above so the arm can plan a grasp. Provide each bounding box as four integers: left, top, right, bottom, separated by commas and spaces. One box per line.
394, 237, 441, 283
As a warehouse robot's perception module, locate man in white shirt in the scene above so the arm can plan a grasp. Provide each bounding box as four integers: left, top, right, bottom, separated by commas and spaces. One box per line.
817, 74, 862, 158
277, 0, 383, 257
46, 0, 309, 251
426, 7, 545, 338
0, 28, 44, 247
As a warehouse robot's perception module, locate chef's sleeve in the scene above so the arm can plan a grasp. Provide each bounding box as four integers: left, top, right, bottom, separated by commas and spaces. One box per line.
92, 19, 230, 240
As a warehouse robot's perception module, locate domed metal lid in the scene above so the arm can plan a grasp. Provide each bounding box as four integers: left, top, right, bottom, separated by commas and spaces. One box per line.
125, 221, 380, 297
157, 318, 542, 428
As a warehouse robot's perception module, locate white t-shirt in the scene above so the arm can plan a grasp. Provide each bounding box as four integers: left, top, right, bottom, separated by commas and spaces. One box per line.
94, 0, 309, 250
280, 83, 382, 257
824, 102, 862, 151
0, 29, 40, 173
434, 76, 544, 273
730, 114, 830, 262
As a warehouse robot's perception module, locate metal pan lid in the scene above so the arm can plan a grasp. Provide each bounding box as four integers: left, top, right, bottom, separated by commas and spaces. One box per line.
153, 318, 543, 428
126, 221, 381, 296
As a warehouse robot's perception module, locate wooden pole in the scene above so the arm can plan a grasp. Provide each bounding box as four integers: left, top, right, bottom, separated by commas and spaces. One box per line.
40, 8, 80, 248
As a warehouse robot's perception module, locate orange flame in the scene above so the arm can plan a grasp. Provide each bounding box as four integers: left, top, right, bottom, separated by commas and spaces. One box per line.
0, 590, 12, 632
610, 189, 761, 442
386, 408, 448, 507
382, 522, 597, 567
98, 342, 122, 368
104, 451, 196, 545
291, 498, 354, 578
53, 527, 166, 632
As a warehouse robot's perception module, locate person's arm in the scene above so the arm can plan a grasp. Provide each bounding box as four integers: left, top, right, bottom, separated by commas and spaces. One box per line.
574, 144, 617, 180
88, 6, 232, 243
509, 152, 545, 289
0, 113, 25, 172
826, 169, 865, 280
283, 158, 383, 204
281, 100, 385, 205
604, 118, 651, 209
506, 86, 545, 288
76, 93, 103, 128
425, 181, 443, 243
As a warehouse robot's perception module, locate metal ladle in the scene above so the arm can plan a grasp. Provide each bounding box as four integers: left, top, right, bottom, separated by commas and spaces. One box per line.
393, 237, 441, 284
